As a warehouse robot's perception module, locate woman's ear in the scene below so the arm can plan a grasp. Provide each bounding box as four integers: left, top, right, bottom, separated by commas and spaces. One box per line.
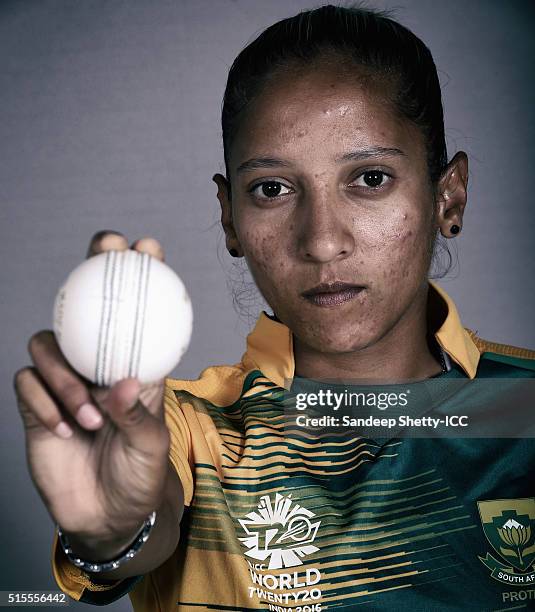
212, 173, 243, 257
436, 152, 469, 238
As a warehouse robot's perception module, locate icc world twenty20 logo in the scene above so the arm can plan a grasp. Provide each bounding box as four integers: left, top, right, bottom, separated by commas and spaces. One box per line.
238, 493, 321, 570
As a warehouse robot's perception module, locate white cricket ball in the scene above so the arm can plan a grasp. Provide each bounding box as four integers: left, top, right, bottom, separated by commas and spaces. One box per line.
53, 250, 193, 386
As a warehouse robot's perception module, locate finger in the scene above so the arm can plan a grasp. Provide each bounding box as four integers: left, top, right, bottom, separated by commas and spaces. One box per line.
93, 380, 165, 420
87, 231, 129, 258
130, 237, 165, 262
139, 381, 165, 420
14, 367, 74, 439
28, 331, 104, 430
103, 378, 169, 453
90, 379, 164, 420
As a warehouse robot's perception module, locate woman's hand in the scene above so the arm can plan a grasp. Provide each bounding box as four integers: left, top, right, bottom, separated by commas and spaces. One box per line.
14, 232, 173, 559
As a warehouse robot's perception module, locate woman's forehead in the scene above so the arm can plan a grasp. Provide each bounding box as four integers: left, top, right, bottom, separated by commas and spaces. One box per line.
230, 67, 422, 167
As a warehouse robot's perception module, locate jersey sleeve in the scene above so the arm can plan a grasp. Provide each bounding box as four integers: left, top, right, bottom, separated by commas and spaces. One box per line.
50, 382, 194, 604
51, 534, 143, 604
164, 384, 194, 506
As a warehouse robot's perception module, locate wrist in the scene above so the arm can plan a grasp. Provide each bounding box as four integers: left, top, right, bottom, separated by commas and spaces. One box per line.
62, 532, 138, 563
58, 513, 155, 566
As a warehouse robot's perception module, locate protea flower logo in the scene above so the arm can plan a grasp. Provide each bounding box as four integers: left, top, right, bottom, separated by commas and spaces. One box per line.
478, 498, 535, 585
498, 518, 531, 567
238, 493, 321, 570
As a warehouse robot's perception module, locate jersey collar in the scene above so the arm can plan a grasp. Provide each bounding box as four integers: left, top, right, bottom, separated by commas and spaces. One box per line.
244, 281, 480, 388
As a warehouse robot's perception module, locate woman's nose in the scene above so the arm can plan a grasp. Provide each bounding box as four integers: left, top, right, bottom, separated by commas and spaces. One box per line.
296, 194, 355, 263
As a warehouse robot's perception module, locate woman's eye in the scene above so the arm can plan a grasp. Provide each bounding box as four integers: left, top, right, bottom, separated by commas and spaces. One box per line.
250, 181, 292, 199
352, 170, 391, 189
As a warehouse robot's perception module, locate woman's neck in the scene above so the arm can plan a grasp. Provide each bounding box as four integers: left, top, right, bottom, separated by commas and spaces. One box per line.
293, 286, 443, 383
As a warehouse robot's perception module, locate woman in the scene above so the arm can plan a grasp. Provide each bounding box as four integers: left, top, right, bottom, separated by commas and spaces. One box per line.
14, 5, 535, 611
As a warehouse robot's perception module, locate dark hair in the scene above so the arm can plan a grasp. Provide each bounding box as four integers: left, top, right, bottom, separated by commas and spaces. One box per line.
221, 4, 447, 184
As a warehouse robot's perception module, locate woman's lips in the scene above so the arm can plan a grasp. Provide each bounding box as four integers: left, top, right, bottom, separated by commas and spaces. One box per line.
303, 286, 364, 307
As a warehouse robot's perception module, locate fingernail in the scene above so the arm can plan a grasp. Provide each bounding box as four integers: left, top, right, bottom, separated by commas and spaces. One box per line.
101, 233, 127, 249
54, 422, 73, 439
77, 403, 103, 428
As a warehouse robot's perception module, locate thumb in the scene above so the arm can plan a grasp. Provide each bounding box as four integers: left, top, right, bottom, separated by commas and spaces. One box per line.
103, 378, 168, 453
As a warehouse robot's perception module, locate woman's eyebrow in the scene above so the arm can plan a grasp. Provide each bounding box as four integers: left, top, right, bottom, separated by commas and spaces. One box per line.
337, 147, 406, 162
236, 156, 291, 175
236, 147, 406, 175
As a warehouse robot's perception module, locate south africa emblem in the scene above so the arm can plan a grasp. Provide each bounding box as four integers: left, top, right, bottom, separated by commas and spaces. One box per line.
477, 498, 535, 585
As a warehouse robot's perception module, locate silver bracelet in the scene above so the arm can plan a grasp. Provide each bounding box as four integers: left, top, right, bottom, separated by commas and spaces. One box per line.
57, 511, 156, 573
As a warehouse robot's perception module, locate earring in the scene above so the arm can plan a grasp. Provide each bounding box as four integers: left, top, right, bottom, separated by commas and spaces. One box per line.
450, 224, 461, 235
229, 248, 240, 257
443, 193, 450, 201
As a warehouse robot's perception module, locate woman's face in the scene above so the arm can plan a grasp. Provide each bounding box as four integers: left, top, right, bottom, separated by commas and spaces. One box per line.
220, 64, 438, 354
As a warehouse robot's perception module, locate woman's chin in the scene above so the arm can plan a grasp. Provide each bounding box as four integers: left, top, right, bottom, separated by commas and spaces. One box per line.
295, 325, 379, 357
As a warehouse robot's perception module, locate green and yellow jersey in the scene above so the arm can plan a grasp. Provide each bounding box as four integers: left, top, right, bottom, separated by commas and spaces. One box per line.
53, 282, 535, 611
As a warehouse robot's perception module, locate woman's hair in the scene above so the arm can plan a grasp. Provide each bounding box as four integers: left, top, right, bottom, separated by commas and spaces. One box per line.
220, 4, 455, 321
221, 3, 447, 184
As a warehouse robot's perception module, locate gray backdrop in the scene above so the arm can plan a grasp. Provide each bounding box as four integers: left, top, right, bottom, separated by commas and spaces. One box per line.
1, 1, 534, 610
